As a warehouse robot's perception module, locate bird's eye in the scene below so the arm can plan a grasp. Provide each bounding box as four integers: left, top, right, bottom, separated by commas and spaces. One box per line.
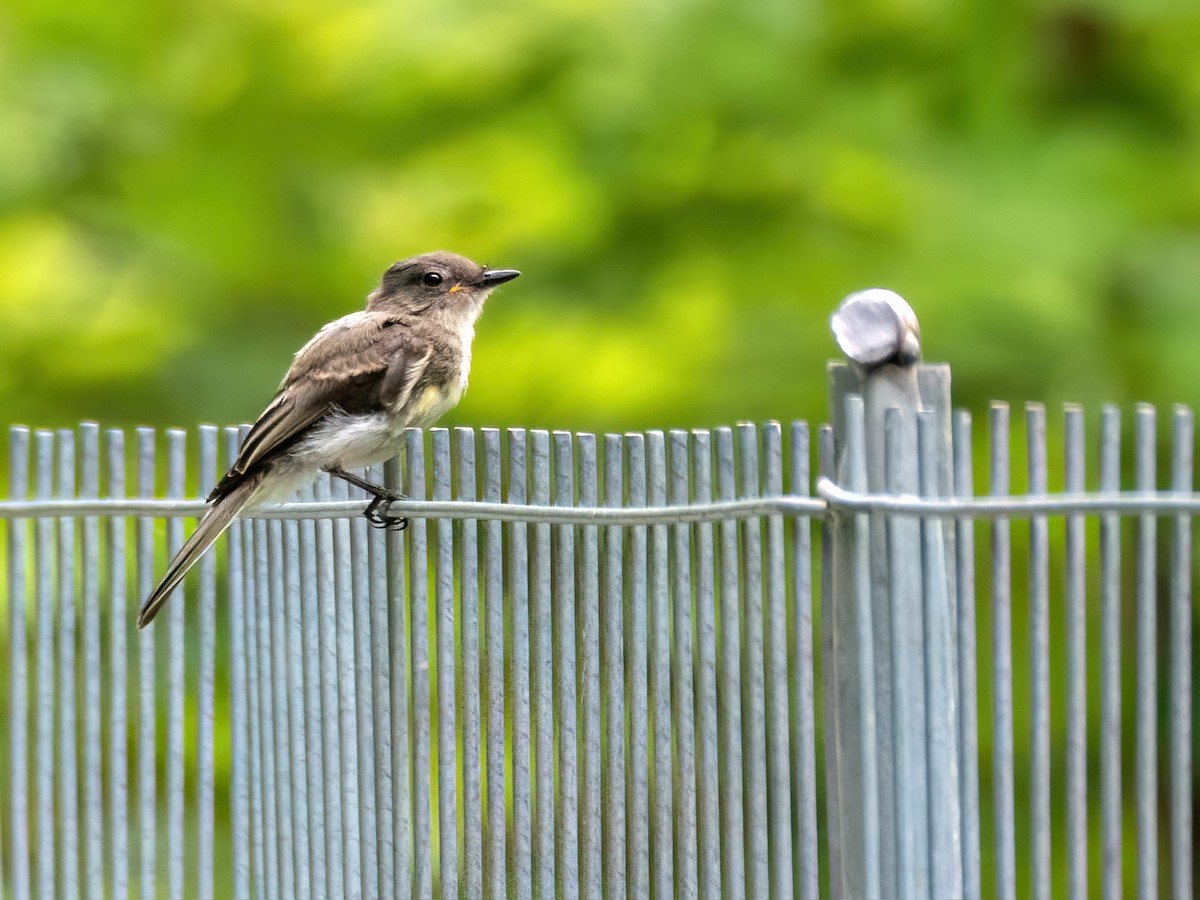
422, 272, 443, 287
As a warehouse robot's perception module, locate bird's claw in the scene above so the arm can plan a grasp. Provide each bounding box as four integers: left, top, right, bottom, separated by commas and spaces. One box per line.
364, 494, 409, 532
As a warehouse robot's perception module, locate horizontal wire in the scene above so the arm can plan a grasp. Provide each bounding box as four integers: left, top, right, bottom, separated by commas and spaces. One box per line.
0, 495, 827, 524
818, 478, 1200, 518
6, 481, 1200, 523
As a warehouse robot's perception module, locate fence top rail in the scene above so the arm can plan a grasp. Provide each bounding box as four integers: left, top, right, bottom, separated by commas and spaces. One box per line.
5, 484, 1200, 522
817, 478, 1200, 518
0, 495, 828, 525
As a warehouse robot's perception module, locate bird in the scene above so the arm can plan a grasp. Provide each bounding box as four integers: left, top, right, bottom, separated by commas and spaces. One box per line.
136, 250, 520, 629
830, 288, 921, 370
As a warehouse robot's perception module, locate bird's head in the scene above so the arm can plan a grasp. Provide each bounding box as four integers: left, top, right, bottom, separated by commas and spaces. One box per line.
367, 251, 520, 320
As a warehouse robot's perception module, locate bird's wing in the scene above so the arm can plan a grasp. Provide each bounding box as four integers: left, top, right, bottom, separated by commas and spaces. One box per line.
209, 313, 430, 502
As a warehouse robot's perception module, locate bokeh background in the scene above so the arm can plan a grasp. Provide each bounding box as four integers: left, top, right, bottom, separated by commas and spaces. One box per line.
3, 1, 1200, 898
6, 2, 1200, 433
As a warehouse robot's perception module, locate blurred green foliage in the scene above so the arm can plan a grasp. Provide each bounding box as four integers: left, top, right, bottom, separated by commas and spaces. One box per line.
3, 1, 1199, 897
5, 1, 1200, 436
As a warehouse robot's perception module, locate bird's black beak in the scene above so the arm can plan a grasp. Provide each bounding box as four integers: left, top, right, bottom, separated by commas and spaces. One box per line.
479, 268, 521, 286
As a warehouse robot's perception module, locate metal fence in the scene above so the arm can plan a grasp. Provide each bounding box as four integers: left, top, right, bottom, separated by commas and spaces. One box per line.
0, 360, 1195, 900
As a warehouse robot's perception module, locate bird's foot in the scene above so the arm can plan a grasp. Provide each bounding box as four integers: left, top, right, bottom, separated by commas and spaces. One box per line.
324, 467, 410, 530
364, 492, 409, 531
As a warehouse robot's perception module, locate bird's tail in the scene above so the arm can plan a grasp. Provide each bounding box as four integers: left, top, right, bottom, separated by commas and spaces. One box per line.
136, 471, 265, 629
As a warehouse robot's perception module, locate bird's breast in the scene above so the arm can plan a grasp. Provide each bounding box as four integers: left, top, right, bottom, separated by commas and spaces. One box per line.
404, 380, 465, 429
393, 325, 473, 429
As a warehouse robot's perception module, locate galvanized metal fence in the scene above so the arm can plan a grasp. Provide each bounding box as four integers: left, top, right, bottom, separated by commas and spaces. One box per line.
0, 360, 1195, 900
820, 362, 1194, 900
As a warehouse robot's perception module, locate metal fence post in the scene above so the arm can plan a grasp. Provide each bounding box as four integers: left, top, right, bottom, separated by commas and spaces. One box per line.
826, 359, 965, 899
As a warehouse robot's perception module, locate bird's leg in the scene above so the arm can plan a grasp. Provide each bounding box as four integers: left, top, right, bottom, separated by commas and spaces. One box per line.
325, 467, 409, 531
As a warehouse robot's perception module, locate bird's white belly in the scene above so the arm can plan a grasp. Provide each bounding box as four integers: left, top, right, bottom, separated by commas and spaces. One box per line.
291, 411, 402, 472
245, 412, 400, 505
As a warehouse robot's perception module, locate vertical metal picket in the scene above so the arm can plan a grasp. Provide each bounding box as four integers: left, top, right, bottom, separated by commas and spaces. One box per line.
384, 457, 409, 900
368, 466, 393, 900
405, 428, 433, 899
553, 431, 579, 900
762, 422, 795, 900
315, 469, 346, 899
135, 428, 156, 900
284, 481, 313, 899
714, 427, 746, 900
348, 465, 378, 900
33, 430, 55, 900
816, 424, 839, 897
1135, 406, 1157, 900
8, 427, 31, 900
646, 430, 673, 900
225, 427, 252, 900
1027, 404, 1051, 900
883, 407, 927, 900
844, 399, 880, 899
166, 430, 186, 900
602, 434, 627, 900
57, 429, 81, 900
482, 428, 507, 900
198, 426, 219, 900
578, 434, 603, 900
530, 428, 555, 900
1064, 406, 1087, 900
918, 411, 962, 899
80, 423, 103, 899
625, 433, 651, 900
508, 428, 534, 900
1169, 406, 1193, 900
989, 404, 1016, 900
255, 511, 281, 898
737, 422, 771, 900
691, 430, 720, 900
432, 428, 458, 900
457, 427, 484, 900
952, 412, 982, 900
789, 421, 820, 900
1099, 406, 1122, 899
668, 430, 697, 900
331, 473, 361, 898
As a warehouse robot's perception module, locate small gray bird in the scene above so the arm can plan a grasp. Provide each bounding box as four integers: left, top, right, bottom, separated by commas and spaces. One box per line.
137, 251, 519, 629
830, 288, 921, 369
